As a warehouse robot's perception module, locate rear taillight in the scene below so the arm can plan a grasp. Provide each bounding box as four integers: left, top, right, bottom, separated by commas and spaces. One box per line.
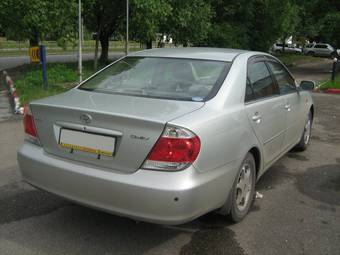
23, 106, 40, 144
142, 126, 200, 171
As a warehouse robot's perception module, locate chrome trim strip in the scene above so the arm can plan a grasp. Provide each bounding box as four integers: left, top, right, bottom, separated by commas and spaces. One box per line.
55, 122, 123, 137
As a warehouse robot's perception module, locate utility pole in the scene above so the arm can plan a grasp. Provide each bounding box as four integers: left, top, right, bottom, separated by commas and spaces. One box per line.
78, 0, 83, 82
125, 0, 129, 55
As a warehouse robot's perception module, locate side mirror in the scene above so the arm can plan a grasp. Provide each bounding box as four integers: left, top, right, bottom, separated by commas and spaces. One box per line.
299, 80, 315, 91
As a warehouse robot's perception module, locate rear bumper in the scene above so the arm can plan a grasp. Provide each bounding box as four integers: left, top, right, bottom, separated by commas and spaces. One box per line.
18, 142, 239, 225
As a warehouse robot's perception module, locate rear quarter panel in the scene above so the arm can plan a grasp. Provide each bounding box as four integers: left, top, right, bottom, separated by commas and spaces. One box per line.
170, 105, 259, 175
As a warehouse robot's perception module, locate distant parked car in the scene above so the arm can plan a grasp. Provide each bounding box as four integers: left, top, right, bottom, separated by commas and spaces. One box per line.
271, 43, 302, 54
303, 43, 339, 58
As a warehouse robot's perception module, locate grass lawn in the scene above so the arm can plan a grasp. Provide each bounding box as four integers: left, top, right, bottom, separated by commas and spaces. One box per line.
319, 74, 340, 89
275, 53, 321, 67
14, 61, 106, 105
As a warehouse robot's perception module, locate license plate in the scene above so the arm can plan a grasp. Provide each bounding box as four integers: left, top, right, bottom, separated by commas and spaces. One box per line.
59, 129, 115, 156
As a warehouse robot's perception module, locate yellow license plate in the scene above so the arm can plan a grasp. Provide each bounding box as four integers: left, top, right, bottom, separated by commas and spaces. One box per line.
59, 129, 115, 156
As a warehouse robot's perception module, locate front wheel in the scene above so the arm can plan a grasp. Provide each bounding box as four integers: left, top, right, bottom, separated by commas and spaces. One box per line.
227, 153, 256, 222
294, 111, 312, 151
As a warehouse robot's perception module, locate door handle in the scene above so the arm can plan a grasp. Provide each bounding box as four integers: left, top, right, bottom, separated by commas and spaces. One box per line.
252, 113, 262, 123
284, 104, 291, 111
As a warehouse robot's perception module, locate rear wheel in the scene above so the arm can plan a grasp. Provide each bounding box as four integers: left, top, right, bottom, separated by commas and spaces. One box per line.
294, 111, 312, 151
307, 51, 315, 56
227, 153, 256, 222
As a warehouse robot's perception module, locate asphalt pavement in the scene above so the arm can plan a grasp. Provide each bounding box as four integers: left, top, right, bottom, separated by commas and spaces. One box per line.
290, 58, 334, 84
0, 60, 339, 255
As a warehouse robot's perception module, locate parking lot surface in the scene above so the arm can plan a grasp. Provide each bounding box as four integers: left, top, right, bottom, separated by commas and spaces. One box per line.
0, 93, 339, 254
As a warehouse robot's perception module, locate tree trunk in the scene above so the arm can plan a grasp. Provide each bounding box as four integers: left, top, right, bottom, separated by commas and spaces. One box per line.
146, 39, 152, 49
99, 35, 109, 64
94, 36, 99, 70
282, 36, 286, 53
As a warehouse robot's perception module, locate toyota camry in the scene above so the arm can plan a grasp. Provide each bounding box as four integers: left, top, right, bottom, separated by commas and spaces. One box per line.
18, 48, 315, 224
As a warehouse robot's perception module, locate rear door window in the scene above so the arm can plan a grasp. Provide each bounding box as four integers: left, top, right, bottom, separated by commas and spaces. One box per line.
266, 61, 296, 94
246, 61, 279, 101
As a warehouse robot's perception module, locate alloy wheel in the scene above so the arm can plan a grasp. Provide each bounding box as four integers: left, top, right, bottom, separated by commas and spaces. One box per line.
236, 162, 253, 212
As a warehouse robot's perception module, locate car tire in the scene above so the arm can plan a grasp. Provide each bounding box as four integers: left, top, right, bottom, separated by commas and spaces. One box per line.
307, 51, 315, 57
275, 50, 281, 54
220, 152, 256, 223
294, 111, 312, 151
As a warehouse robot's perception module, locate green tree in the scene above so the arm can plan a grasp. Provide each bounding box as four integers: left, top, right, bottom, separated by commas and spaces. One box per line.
203, 0, 253, 49
296, 0, 340, 47
247, 0, 291, 51
0, 0, 77, 46
167, 0, 212, 47
320, 12, 340, 47
202, 0, 296, 51
280, 1, 299, 52
83, 0, 125, 64
130, 0, 172, 49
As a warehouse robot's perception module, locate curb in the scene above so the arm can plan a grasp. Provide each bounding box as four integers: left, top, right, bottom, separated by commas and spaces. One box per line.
325, 88, 340, 94
2, 71, 24, 114
314, 88, 340, 95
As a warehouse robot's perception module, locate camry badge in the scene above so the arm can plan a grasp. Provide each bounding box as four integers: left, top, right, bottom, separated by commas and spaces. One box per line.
130, 134, 150, 141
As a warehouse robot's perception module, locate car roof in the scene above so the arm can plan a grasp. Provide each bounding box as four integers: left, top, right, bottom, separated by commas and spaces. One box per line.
314, 43, 332, 46
128, 47, 249, 62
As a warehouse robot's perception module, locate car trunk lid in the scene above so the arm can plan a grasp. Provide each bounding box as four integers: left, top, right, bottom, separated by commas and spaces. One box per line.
30, 89, 204, 173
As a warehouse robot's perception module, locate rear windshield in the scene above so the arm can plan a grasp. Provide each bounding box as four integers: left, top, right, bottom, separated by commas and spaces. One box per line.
79, 57, 231, 101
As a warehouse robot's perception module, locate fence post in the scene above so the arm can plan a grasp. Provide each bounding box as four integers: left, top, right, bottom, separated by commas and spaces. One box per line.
39, 45, 48, 89
331, 58, 338, 82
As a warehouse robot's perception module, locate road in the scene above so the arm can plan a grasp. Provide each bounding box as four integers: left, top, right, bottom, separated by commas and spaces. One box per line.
0, 53, 124, 71
0, 62, 339, 255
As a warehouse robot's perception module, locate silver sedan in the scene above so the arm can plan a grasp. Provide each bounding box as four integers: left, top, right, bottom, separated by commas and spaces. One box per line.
18, 48, 315, 224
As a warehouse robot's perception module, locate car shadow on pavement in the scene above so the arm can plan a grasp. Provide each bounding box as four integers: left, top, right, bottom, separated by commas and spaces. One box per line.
0, 197, 184, 254
0, 184, 246, 255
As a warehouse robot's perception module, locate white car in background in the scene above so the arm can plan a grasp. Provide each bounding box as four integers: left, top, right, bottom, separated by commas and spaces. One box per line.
303, 43, 339, 58
271, 43, 302, 54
